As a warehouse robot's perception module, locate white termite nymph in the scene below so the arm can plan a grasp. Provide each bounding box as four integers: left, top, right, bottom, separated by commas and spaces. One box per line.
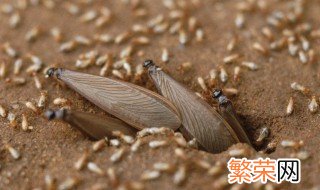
7, 112, 17, 127
227, 37, 237, 52
195, 28, 204, 42
92, 139, 106, 152
3, 42, 18, 58
44, 174, 56, 190
173, 165, 187, 186
59, 41, 77, 53
223, 54, 239, 64
74, 35, 92, 46
149, 140, 167, 149
286, 97, 294, 115
130, 139, 142, 152
14, 59, 23, 75
25, 26, 41, 42
33, 74, 42, 89
25, 101, 38, 113
197, 77, 207, 91
252, 42, 268, 55
235, 13, 245, 28
298, 50, 308, 64
233, 66, 241, 81
109, 139, 121, 147
141, 170, 161, 181
123, 62, 132, 77
100, 62, 110, 76
80, 10, 98, 23
87, 162, 104, 175
153, 162, 172, 172
308, 96, 318, 113
0, 104, 7, 117
112, 70, 124, 79
9, 13, 21, 28
58, 177, 79, 190
0, 62, 6, 78
74, 152, 89, 171
50, 27, 63, 42
219, 67, 228, 83
6, 144, 21, 160
178, 30, 188, 45
110, 148, 125, 163
161, 48, 169, 63
21, 114, 33, 131
241, 61, 259, 71
290, 82, 308, 94
53, 98, 68, 106
38, 91, 47, 108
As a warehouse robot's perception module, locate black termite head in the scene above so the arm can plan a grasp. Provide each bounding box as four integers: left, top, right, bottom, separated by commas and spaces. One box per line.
143, 59, 159, 75
143, 59, 155, 68
45, 67, 63, 78
212, 88, 229, 105
45, 109, 66, 120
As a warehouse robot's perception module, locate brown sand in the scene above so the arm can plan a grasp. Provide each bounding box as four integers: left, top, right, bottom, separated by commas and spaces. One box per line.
0, 0, 319, 189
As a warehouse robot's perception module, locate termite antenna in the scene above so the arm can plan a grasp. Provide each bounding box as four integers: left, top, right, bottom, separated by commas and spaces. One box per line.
45, 109, 66, 120
143, 59, 155, 68
45, 68, 63, 78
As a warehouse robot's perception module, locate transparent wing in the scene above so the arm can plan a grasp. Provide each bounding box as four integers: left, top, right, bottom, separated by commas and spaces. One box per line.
150, 71, 239, 153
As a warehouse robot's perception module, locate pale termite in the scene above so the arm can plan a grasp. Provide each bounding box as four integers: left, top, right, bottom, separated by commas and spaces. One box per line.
46, 68, 181, 130
143, 60, 251, 153
45, 109, 137, 139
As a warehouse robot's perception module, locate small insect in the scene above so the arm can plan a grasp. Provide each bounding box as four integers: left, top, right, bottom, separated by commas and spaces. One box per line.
6, 144, 21, 159
46, 68, 181, 131
74, 152, 89, 170
87, 162, 104, 175
110, 148, 125, 163
144, 60, 251, 153
173, 165, 187, 186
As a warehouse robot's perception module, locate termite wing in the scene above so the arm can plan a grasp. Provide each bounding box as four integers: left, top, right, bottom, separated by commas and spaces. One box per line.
46, 68, 181, 131
45, 109, 137, 140
143, 60, 251, 153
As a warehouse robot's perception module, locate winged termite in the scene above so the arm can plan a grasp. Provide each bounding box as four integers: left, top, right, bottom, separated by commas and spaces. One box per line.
45, 109, 137, 139
143, 60, 251, 153
212, 89, 251, 144
46, 68, 181, 130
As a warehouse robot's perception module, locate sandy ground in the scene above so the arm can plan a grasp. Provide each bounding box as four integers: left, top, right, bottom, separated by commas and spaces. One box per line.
0, 0, 319, 189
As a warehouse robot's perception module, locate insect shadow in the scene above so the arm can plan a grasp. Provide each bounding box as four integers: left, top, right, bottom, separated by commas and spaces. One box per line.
45, 60, 251, 153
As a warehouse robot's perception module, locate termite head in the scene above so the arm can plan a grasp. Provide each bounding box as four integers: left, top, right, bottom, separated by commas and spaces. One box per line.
143, 59, 155, 68
212, 89, 223, 99
212, 88, 229, 105
143, 59, 159, 75
45, 109, 66, 120
46, 68, 63, 78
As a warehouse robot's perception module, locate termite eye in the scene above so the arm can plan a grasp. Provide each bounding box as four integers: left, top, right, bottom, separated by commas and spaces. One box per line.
212, 88, 222, 99
45, 109, 56, 120
143, 59, 155, 68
